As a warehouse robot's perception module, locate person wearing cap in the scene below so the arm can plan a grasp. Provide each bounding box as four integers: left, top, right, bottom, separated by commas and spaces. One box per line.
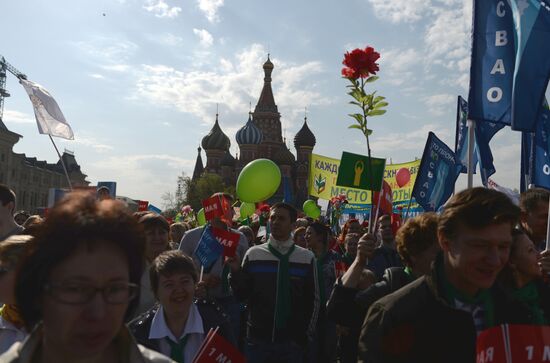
178, 193, 248, 342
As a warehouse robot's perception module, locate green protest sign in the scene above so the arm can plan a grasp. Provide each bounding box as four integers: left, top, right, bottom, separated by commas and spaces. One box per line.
336, 152, 385, 191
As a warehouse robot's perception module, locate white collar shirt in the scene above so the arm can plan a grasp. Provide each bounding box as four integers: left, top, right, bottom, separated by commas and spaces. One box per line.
149, 304, 205, 362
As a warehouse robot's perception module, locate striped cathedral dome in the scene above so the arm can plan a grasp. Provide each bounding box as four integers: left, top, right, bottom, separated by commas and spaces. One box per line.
236, 114, 263, 145
201, 115, 231, 151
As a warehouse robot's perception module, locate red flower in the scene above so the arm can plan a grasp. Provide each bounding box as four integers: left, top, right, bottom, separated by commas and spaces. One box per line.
341, 47, 380, 79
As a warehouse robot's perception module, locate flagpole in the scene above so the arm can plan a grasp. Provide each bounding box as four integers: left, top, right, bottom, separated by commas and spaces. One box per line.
48, 135, 73, 191
403, 196, 413, 222
467, 119, 475, 189
546, 195, 550, 252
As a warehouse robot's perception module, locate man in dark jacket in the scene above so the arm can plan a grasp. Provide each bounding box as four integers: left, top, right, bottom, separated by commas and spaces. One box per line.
227, 202, 318, 363
359, 187, 532, 363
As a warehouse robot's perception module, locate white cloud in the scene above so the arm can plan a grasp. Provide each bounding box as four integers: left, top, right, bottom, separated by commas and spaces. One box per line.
379, 48, 420, 85
197, 0, 224, 22
154, 33, 184, 46
193, 28, 214, 47
89, 74, 105, 79
162, 121, 172, 126
72, 134, 114, 153
367, 0, 432, 23
90, 154, 194, 204
3, 110, 34, 124
133, 44, 330, 128
369, 123, 452, 153
423, 93, 455, 115
74, 37, 138, 73
143, 0, 181, 18
368, 0, 472, 89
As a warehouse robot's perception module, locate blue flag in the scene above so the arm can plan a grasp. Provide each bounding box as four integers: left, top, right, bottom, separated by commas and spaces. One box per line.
468, 0, 516, 125
194, 226, 223, 270
147, 204, 162, 214
455, 96, 478, 173
509, 0, 550, 131
521, 107, 550, 190
412, 132, 462, 212
282, 176, 293, 204
475, 120, 505, 186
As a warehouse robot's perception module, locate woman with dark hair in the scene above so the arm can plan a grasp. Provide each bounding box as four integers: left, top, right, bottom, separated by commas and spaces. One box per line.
0, 192, 173, 362
305, 222, 339, 363
498, 228, 550, 324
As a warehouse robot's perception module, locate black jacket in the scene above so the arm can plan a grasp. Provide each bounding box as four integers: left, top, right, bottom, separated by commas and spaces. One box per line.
359, 258, 533, 363
327, 267, 413, 329
128, 299, 236, 353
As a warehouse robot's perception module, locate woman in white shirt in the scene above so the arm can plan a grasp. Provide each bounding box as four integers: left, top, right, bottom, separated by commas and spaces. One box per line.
129, 250, 236, 363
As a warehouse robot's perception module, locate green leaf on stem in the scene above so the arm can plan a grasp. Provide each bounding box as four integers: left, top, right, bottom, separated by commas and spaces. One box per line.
366, 76, 379, 83
364, 128, 373, 136
373, 101, 389, 109
348, 113, 364, 124
367, 109, 387, 116
348, 124, 363, 130
373, 95, 385, 103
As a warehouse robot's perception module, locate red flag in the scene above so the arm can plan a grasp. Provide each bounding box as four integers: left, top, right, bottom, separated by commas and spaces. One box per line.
212, 227, 240, 258
476, 324, 550, 363
193, 328, 245, 363
391, 212, 402, 235
202, 195, 232, 223
138, 200, 149, 212
373, 180, 392, 216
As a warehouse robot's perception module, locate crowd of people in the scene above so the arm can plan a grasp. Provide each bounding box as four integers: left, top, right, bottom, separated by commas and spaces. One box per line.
0, 184, 548, 362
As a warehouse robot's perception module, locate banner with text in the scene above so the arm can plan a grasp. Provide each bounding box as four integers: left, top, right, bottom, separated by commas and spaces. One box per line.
308, 153, 422, 214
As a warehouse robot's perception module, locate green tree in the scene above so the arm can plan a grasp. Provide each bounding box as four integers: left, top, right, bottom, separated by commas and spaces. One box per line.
162, 172, 235, 216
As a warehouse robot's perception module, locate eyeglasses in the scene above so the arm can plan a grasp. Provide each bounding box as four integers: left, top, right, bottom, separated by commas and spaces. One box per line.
44, 282, 139, 305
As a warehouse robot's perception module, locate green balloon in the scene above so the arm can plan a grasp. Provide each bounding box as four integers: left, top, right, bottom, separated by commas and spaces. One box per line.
240, 202, 256, 219
237, 159, 282, 203
197, 208, 206, 226
303, 200, 321, 219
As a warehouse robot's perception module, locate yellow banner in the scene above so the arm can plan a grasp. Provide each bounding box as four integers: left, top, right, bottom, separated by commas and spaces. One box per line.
308, 153, 420, 204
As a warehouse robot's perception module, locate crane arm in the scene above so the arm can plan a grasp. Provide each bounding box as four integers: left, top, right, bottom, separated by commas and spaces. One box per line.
0, 56, 27, 79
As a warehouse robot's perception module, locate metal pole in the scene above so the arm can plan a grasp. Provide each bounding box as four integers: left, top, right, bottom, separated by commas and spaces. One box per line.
48, 135, 73, 191
546, 195, 550, 251
467, 119, 475, 189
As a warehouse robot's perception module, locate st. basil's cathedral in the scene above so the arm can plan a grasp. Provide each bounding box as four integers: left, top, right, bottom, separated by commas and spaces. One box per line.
191, 56, 317, 207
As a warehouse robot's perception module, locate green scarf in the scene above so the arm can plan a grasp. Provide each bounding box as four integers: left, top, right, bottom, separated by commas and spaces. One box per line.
316, 252, 327, 308
165, 335, 189, 363
268, 243, 295, 330
511, 282, 547, 325
439, 262, 495, 329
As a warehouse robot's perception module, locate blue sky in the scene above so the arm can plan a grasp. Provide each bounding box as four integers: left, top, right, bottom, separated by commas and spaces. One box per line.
2, 0, 545, 206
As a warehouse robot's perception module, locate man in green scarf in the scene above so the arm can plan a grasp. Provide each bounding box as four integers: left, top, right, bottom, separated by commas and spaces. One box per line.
228, 202, 319, 363
359, 187, 534, 363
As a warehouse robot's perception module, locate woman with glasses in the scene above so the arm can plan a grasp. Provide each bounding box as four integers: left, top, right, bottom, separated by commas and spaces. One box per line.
129, 250, 235, 363
0, 235, 31, 354
0, 192, 174, 363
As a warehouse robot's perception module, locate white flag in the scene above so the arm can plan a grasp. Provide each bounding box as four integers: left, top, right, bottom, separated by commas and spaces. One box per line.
487, 178, 519, 206
19, 79, 74, 140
